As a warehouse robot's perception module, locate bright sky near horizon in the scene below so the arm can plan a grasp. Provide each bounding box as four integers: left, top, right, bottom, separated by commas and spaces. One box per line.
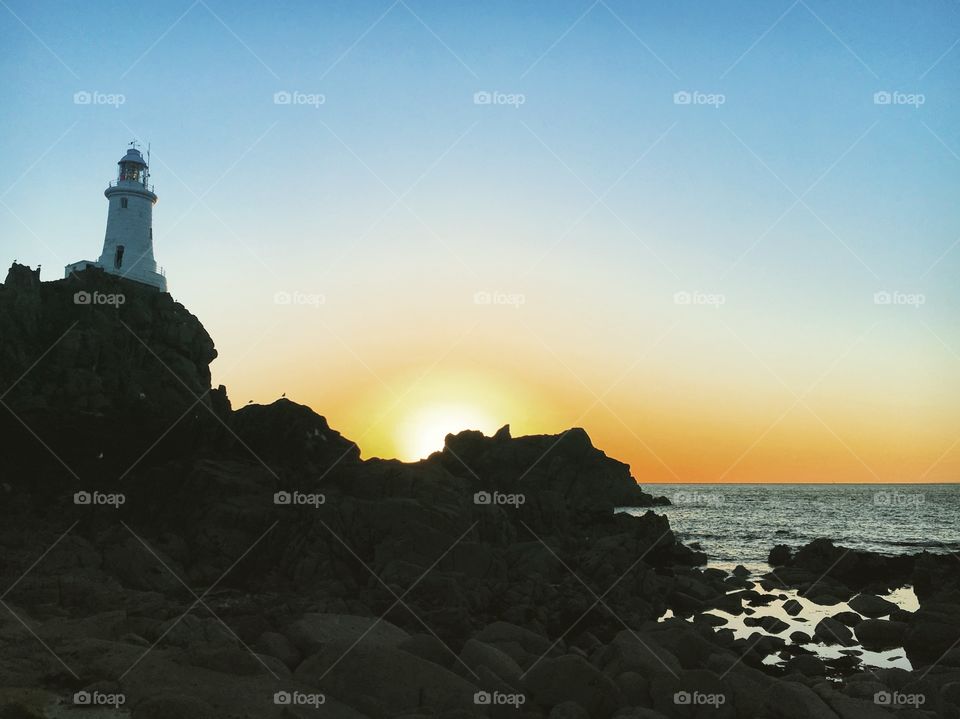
2, 0, 958, 482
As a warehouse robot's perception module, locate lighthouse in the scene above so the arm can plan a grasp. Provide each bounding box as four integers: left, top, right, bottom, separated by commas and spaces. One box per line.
65, 143, 167, 291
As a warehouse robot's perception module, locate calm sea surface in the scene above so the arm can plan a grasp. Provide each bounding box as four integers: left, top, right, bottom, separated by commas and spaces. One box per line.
621, 483, 960, 572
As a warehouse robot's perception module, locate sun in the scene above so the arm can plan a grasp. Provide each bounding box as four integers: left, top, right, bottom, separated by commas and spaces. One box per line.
399, 403, 496, 460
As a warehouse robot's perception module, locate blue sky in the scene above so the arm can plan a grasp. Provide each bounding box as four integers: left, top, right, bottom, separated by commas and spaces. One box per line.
2, 1, 958, 480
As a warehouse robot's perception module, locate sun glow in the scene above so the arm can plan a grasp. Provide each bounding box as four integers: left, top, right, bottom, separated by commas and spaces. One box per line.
399, 403, 497, 460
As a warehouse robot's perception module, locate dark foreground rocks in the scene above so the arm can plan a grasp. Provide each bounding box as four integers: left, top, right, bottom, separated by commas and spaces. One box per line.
765, 535, 960, 714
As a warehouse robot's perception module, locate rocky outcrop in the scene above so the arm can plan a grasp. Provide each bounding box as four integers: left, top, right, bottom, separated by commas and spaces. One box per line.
1, 263, 230, 483
441, 425, 670, 516
233, 397, 360, 474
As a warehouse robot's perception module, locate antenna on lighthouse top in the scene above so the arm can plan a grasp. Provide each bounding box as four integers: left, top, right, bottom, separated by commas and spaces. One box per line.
129, 139, 140, 151
146, 143, 151, 185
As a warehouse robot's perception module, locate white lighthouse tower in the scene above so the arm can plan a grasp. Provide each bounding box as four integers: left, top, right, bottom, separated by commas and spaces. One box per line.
65, 142, 167, 291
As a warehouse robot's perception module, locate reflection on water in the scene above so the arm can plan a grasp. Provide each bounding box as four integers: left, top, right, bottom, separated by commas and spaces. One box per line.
659, 574, 917, 674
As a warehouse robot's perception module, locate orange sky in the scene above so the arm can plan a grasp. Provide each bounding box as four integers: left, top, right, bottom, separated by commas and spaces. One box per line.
204, 295, 960, 484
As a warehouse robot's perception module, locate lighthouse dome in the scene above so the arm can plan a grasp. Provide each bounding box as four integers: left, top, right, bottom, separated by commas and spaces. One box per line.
118, 148, 147, 166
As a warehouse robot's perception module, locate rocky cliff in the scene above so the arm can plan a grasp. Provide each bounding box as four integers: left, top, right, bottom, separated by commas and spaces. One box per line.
1, 263, 231, 483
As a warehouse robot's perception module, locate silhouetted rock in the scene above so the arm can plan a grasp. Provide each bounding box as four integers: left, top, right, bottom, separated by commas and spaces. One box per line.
233, 398, 360, 473
854, 619, 907, 650
768, 544, 792, 566
440, 425, 670, 516
0, 263, 230, 484
848, 594, 897, 618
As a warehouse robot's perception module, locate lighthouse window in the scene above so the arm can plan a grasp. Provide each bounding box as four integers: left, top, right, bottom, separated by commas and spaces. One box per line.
114, 245, 125, 269
121, 198, 128, 209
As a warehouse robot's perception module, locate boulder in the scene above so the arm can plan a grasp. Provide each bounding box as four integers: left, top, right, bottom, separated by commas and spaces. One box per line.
398, 634, 456, 669
458, 639, 522, 685
762, 681, 839, 718
473, 621, 556, 668
284, 614, 409, 657
783, 599, 803, 616
784, 654, 825, 677
549, 701, 590, 719
814, 618, 855, 646
832, 611, 864, 627
769, 545, 793, 566
522, 654, 623, 716
593, 630, 682, 678
903, 602, 960, 666
133, 694, 218, 719
854, 620, 907, 650
848, 595, 898, 619
295, 644, 477, 718
254, 631, 301, 670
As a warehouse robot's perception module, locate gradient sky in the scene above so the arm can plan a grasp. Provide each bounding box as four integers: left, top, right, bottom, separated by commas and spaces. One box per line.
2, 0, 958, 482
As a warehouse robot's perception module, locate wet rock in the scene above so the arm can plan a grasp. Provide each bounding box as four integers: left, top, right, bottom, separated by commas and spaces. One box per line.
903, 602, 960, 666
832, 611, 864, 627
783, 599, 803, 616
814, 618, 855, 646
759, 616, 790, 634
848, 594, 898, 619
769, 545, 793, 566
784, 654, 826, 677
854, 620, 907, 651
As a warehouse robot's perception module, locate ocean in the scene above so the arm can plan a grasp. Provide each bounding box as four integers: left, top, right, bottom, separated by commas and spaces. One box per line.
621, 483, 960, 572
